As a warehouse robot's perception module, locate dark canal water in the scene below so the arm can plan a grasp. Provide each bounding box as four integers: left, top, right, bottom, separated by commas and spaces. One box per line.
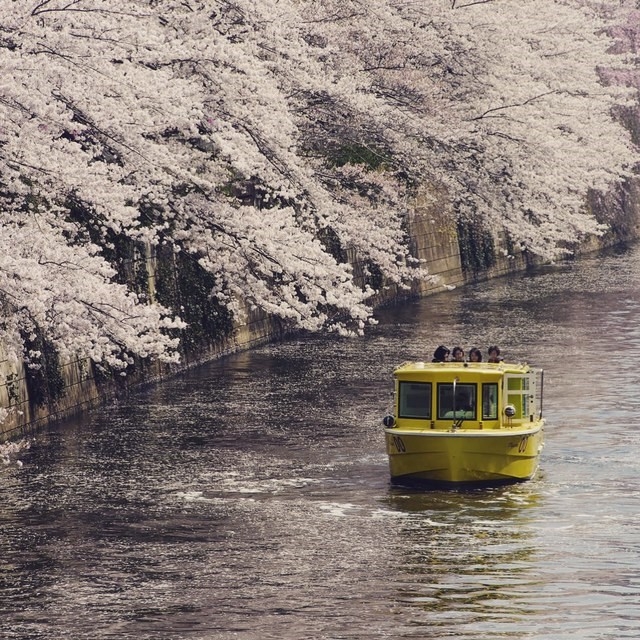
2, 244, 640, 639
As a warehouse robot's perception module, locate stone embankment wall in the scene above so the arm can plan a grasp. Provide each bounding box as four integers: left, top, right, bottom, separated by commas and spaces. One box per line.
1, 182, 639, 441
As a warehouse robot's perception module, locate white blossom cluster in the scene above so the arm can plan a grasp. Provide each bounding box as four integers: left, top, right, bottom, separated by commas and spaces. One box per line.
0, 437, 30, 467
0, 0, 637, 369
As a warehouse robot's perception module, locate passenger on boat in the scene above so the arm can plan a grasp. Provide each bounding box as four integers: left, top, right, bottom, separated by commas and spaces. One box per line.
432, 345, 450, 362
451, 346, 465, 362
468, 347, 482, 362
487, 345, 503, 363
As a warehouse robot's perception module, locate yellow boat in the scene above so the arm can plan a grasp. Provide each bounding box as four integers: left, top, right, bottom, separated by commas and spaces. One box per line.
383, 361, 545, 486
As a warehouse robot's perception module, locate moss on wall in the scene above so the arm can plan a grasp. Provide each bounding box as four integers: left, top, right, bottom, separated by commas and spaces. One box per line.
153, 245, 234, 352
457, 217, 496, 276
23, 330, 65, 409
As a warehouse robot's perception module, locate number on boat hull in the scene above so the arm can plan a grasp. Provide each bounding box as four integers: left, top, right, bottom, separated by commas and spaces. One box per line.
518, 435, 529, 453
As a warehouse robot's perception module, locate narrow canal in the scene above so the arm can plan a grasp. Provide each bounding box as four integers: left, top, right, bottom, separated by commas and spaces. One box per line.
2, 244, 640, 640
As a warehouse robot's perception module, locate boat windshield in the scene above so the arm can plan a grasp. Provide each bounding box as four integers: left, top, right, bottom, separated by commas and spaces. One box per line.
437, 383, 476, 419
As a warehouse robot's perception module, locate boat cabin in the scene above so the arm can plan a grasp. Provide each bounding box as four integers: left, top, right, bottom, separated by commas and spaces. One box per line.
389, 361, 543, 430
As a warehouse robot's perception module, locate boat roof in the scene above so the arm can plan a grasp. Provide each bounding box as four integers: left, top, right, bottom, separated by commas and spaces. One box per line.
393, 361, 533, 377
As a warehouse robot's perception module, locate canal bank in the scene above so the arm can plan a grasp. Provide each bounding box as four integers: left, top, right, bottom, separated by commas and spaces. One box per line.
1, 180, 639, 440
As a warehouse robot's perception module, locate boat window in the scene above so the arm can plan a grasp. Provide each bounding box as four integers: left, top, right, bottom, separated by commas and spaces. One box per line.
398, 382, 431, 419
482, 383, 498, 420
437, 383, 476, 419
505, 375, 532, 419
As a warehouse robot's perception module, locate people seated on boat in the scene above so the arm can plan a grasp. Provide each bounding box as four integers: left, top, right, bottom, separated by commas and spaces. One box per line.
432, 345, 450, 362
468, 347, 482, 362
487, 345, 503, 363
451, 346, 465, 362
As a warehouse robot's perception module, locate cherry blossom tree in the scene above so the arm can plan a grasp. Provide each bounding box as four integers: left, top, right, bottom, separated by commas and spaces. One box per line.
296, 0, 638, 254
0, 0, 637, 374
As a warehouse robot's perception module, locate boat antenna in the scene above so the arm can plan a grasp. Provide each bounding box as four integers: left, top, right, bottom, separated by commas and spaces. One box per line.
453, 377, 458, 416
452, 377, 464, 429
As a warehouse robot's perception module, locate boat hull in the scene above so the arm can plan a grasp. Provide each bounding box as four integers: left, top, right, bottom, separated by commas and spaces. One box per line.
385, 423, 544, 485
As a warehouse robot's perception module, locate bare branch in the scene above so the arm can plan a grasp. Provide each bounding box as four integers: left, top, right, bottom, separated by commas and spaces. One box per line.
32, 0, 146, 18
452, 0, 497, 9
469, 91, 558, 120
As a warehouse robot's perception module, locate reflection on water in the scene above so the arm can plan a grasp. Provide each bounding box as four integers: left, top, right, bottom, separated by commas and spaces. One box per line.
2, 245, 640, 639
385, 485, 542, 637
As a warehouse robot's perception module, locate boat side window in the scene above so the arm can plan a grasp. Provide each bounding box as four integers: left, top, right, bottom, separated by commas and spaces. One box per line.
506, 375, 530, 418
398, 382, 432, 419
482, 383, 498, 420
437, 383, 476, 419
